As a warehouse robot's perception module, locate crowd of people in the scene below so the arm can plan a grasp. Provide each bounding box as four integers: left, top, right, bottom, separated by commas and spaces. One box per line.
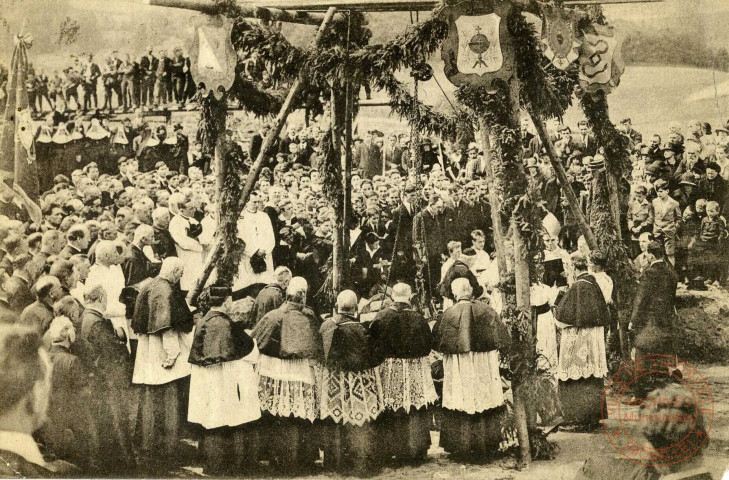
0, 48, 208, 115
0, 95, 724, 477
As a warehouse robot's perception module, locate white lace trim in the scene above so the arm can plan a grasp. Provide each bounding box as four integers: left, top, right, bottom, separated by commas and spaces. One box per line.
257, 355, 320, 421
557, 326, 608, 381
379, 357, 437, 411
319, 367, 384, 426
442, 351, 504, 414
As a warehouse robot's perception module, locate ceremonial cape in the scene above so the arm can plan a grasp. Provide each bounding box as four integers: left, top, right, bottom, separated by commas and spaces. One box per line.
252, 301, 323, 360
369, 302, 432, 359
322, 315, 380, 372
554, 273, 610, 328
433, 300, 511, 354
188, 310, 255, 367
131, 277, 194, 334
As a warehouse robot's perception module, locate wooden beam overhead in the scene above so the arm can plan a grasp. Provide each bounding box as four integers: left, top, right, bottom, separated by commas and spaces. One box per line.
145, 0, 663, 18
143, 0, 342, 25
235, 0, 663, 12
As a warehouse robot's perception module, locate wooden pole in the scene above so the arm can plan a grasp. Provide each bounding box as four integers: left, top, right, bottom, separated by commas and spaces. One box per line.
190, 6, 338, 302
529, 113, 599, 251
478, 119, 508, 280
331, 88, 344, 294
343, 80, 353, 259
237, 5, 337, 211
508, 76, 532, 469
232, 0, 663, 12
143, 0, 341, 25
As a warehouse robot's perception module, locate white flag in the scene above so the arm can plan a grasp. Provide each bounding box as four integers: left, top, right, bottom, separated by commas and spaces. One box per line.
455, 14, 503, 76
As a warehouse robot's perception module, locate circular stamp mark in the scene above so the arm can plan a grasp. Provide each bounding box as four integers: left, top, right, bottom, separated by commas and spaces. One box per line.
601, 354, 714, 468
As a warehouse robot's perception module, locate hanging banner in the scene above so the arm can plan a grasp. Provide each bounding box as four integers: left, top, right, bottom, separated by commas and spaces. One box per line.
577, 24, 625, 95
541, 4, 582, 70
440, 0, 515, 91
189, 14, 237, 94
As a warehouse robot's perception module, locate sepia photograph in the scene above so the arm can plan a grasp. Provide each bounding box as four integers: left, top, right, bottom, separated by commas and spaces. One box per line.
0, 0, 727, 478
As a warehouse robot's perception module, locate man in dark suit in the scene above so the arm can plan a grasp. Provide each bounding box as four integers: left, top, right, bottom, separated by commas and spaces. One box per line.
0, 324, 56, 478
79, 285, 136, 473
413, 194, 446, 298
123, 224, 159, 286
575, 120, 598, 157
59, 225, 89, 260
19, 276, 64, 334
351, 232, 387, 298
359, 131, 384, 179
4, 253, 35, 314
152, 207, 177, 260
383, 134, 403, 172
389, 185, 419, 284
139, 47, 157, 107
630, 241, 680, 358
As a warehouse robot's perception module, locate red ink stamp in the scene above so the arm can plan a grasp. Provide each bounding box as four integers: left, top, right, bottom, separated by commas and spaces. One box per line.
602, 354, 714, 468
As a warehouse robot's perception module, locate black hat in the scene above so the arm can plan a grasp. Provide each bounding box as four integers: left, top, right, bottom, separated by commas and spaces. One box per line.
706, 161, 721, 173
365, 232, 381, 244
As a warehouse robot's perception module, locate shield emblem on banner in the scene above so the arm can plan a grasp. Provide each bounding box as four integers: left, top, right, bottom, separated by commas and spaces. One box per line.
190, 15, 237, 93
455, 15, 503, 76
542, 5, 582, 71
440, 0, 514, 90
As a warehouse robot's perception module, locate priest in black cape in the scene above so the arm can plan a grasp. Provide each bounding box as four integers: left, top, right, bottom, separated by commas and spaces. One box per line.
433, 278, 510, 459
369, 282, 436, 463
131, 257, 195, 472
554, 252, 610, 428
187, 284, 262, 476
251, 277, 324, 473
319, 290, 384, 475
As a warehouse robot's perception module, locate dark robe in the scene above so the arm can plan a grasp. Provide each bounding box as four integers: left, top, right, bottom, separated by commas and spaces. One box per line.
369, 302, 432, 461
251, 301, 323, 471
250, 283, 285, 328
369, 302, 432, 360
188, 310, 255, 367
433, 300, 509, 457
433, 300, 510, 354
131, 276, 193, 470
18, 300, 54, 333
122, 245, 160, 287
438, 260, 484, 301
39, 344, 97, 471
320, 315, 382, 474
630, 260, 679, 356
554, 272, 610, 427
152, 226, 177, 260
131, 277, 194, 335
554, 273, 611, 328
252, 301, 323, 360
187, 310, 260, 475
79, 308, 135, 473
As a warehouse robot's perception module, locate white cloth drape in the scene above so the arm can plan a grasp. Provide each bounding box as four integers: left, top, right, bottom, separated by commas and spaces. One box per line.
442, 350, 503, 414
555, 323, 608, 381
532, 283, 559, 377
234, 210, 275, 291
132, 329, 194, 385
168, 214, 204, 292
188, 344, 261, 429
